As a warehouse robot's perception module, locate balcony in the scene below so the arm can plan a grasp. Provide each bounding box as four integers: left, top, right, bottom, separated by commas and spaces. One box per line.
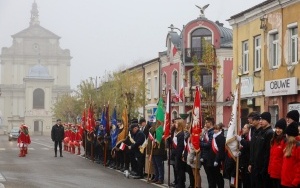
184, 47, 216, 63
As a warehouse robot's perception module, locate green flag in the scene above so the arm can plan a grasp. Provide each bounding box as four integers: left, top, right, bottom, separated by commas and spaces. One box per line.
155, 125, 163, 144
154, 98, 164, 144
155, 98, 165, 122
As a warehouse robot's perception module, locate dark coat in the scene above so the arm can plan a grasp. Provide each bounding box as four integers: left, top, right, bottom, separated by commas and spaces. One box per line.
249, 127, 262, 167
200, 128, 214, 161
207, 133, 226, 167
131, 129, 145, 156
148, 126, 165, 156
254, 126, 273, 176
51, 124, 64, 142
171, 131, 185, 160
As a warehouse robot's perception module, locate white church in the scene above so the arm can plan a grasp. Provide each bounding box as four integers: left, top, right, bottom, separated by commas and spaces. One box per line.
0, 2, 71, 135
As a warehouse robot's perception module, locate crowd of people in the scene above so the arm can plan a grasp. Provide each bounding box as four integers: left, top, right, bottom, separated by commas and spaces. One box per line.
16, 109, 294, 188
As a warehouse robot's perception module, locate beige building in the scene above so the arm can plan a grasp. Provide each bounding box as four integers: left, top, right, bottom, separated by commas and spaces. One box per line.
0, 2, 71, 134
229, 0, 300, 125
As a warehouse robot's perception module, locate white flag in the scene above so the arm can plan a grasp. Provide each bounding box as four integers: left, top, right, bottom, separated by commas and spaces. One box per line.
225, 89, 239, 160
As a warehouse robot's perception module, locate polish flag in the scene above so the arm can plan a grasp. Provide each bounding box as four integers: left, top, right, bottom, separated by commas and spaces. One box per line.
119, 142, 126, 150
163, 90, 171, 140
148, 132, 154, 141
191, 86, 202, 152
179, 82, 184, 102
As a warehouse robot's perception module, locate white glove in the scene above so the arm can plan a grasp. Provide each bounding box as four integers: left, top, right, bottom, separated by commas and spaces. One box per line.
214, 162, 218, 167
234, 151, 241, 157
128, 146, 131, 150
200, 158, 204, 162
236, 135, 241, 142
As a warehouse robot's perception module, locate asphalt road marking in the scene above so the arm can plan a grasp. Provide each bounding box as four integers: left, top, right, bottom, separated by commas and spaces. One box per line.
0, 148, 5, 151
0, 173, 6, 182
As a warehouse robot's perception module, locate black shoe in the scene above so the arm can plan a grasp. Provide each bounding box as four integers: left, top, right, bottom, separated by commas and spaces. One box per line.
130, 171, 138, 176
120, 167, 127, 172
60, 155, 63, 157
54, 155, 57, 157
169, 182, 176, 187
132, 175, 142, 179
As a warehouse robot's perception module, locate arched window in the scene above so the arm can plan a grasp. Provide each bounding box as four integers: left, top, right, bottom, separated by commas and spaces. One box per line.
172, 71, 178, 91
172, 110, 178, 120
191, 28, 212, 60
33, 88, 45, 109
162, 73, 167, 88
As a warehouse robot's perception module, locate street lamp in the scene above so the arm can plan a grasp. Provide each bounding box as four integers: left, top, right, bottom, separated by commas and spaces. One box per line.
168, 24, 186, 114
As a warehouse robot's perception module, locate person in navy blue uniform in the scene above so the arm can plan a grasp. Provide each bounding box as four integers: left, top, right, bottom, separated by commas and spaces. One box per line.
200, 117, 215, 187
128, 123, 145, 179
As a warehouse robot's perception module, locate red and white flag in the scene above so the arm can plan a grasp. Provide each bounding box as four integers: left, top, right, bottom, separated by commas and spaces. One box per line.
225, 89, 240, 160
179, 82, 184, 102
163, 90, 171, 139
148, 132, 154, 142
191, 86, 202, 152
119, 142, 126, 150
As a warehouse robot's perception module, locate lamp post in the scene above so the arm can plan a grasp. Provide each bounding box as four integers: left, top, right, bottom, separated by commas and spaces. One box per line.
168, 24, 187, 116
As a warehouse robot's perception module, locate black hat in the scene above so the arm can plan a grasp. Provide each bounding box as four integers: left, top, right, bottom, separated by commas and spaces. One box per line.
286, 110, 299, 122
285, 123, 299, 137
275, 118, 287, 131
260, 112, 271, 124
139, 118, 146, 124
131, 118, 138, 124
57, 119, 61, 122
130, 123, 139, 130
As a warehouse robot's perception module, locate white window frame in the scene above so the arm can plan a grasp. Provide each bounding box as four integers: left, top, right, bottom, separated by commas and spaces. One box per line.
242, 41, 249, 73
270, 32, 279, 68
147, 78, 151, 100
172, 70, 178, 91
254, 36, 261, 71
154, 76, 158, 99
289, 26, 298, 65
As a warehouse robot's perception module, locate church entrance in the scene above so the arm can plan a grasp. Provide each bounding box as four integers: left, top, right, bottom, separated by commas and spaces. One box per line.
34, 120, 43, 135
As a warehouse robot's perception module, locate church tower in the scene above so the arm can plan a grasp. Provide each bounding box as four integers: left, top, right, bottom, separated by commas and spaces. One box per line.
0, 1, 72, 135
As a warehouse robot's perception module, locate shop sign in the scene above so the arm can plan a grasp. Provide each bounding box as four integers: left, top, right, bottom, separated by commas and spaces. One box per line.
265, 77, 297, 97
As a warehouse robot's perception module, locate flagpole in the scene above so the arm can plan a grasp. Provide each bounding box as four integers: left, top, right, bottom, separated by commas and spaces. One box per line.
235, 74, 242, 188
167, 89, 171, 188
195, 152, 199, 188
147, 141, 154, 183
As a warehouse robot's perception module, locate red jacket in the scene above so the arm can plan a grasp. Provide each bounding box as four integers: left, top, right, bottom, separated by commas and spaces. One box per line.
18, 132, 31, 145
268, 140, 285, 179
281, 142, 300, 187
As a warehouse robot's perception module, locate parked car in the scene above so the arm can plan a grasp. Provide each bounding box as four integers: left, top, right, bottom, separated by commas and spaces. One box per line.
8, 127, 19, 141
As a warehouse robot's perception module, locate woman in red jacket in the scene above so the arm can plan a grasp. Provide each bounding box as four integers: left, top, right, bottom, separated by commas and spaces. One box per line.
281, 122, 300, 188
268, 118, 286, 188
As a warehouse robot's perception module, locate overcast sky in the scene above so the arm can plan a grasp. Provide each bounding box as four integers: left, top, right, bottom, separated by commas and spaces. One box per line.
0, 0, 263, 89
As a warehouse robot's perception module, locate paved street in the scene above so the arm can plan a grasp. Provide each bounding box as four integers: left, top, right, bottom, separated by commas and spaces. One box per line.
0, 135, 230, 188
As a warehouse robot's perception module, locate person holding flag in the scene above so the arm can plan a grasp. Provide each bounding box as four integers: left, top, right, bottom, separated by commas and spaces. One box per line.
148, 122, 165, 185
208, 123, 225, 188
109, 107, 119, 169
200, 117, 215, 187
127, 122, 146, 179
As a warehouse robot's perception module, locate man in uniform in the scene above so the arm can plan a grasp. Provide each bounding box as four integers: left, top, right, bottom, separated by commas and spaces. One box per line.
128, 123, 146, 179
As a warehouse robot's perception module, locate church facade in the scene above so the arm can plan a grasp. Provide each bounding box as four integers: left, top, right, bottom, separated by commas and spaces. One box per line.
0, 2, 71, 135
